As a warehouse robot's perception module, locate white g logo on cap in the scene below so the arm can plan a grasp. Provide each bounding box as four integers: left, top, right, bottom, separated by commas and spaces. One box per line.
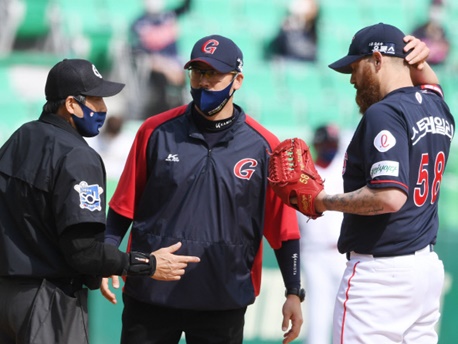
92, 64, 103, 79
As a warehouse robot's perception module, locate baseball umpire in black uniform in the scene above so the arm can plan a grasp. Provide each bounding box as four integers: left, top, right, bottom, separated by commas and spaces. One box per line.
0, 58, 200, 344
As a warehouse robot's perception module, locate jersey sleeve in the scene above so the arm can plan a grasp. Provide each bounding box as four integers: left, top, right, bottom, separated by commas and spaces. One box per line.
263, 184, 301, 249
249, 120, 300, 249
54, 147, 106, 233
362, 103, 410, 194
420, 84, 444, 98
243, 118, 301, 296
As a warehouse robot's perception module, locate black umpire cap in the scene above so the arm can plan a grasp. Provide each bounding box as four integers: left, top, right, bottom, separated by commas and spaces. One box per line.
45, 59, 125, 101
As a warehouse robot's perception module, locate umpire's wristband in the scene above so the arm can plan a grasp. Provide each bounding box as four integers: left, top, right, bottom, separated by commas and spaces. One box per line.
123, 252, 157, 276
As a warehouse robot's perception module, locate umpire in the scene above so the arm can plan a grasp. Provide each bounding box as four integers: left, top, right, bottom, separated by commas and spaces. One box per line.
0, 58, 199, 344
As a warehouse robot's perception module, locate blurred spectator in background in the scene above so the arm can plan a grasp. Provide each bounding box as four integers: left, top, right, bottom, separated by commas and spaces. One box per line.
298, 124, 346, 344
0, 0, 25, 54
265, 0, 319, 62
130, 0, 192, 119
86, 115, 134, 181
411, 0, 450, 66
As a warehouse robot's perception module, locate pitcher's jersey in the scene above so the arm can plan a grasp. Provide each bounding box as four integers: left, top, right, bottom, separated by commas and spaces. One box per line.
338, 85, 454, 256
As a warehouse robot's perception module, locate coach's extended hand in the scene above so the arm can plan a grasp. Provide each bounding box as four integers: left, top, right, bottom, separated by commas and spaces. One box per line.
281, 295, 303, 343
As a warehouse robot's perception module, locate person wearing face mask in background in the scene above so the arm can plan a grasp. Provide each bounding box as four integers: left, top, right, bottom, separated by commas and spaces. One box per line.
129, 0, 192, 119
101, 34, 304, 344
0, 58, 200, 344
297, 124, 347, 344
264, 0, 319, 62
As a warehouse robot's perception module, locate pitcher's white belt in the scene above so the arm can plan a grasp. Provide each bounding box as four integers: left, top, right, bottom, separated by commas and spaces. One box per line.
346, 244, 434, 260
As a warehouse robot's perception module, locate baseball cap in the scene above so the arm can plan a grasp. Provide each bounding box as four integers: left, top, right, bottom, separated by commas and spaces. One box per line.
313, 124, 339, 146
45, 59, 125, 101
329, 23, 408, 74
183, 34, 244, 73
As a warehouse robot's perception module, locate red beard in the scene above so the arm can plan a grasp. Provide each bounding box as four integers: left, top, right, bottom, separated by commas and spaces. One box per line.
355, 64, 382, 115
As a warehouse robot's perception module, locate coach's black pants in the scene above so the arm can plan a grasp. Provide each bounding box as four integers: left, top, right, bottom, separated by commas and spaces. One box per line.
121, 293, 246, 344
0, 278, 88, 344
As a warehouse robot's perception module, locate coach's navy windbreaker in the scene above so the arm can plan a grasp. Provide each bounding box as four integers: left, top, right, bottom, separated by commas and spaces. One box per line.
109, 103, 299, 310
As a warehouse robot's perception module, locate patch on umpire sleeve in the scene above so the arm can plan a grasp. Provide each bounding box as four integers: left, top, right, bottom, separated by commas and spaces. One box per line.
74, 181, 104, 211
370, 161, 399, 178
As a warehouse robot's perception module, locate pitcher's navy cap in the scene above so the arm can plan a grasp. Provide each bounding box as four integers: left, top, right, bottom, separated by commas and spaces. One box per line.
184, 35, 244, 73
45, 59, 125, 100
329, 23, 407, 74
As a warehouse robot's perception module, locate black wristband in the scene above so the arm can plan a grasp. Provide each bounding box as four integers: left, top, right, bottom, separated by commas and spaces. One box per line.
285, 287, 306, 302
123, 252, 156, 276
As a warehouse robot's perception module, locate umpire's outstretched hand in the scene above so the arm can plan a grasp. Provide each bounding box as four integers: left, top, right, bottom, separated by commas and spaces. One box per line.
100, 242, 200, 304
152, 242, 201, 280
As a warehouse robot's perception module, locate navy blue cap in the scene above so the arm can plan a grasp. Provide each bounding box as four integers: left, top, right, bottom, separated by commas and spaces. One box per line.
329, 23, 408, 74
45, 59, 125, 101
184, 35, 244, 73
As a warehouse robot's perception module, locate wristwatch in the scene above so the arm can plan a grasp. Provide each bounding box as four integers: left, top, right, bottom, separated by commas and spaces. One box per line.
285, 288, 306, 302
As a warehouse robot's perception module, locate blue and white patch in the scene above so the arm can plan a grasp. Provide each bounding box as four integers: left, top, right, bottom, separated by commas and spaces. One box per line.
74, 181, 104, 211
374, 130, 396, 152
370, 160, 399, 178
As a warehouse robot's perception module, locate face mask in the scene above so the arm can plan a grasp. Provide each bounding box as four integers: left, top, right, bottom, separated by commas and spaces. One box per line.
318, 148, 337, 164
190, 78, 235, 116
71, 99, 106, 137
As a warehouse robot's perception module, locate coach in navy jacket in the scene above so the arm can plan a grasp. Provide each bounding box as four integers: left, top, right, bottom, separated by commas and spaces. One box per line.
101, 35, 304, 343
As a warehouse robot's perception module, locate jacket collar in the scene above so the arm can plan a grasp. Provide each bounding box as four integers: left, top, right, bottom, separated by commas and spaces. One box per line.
38, 112, 86, 142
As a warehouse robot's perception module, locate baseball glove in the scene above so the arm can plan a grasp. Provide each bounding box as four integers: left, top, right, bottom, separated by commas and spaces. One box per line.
268, 138, 324, 219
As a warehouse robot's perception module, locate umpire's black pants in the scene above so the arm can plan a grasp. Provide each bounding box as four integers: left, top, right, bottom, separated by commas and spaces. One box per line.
121, 293, 247, 344
0, 277, 88, 344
